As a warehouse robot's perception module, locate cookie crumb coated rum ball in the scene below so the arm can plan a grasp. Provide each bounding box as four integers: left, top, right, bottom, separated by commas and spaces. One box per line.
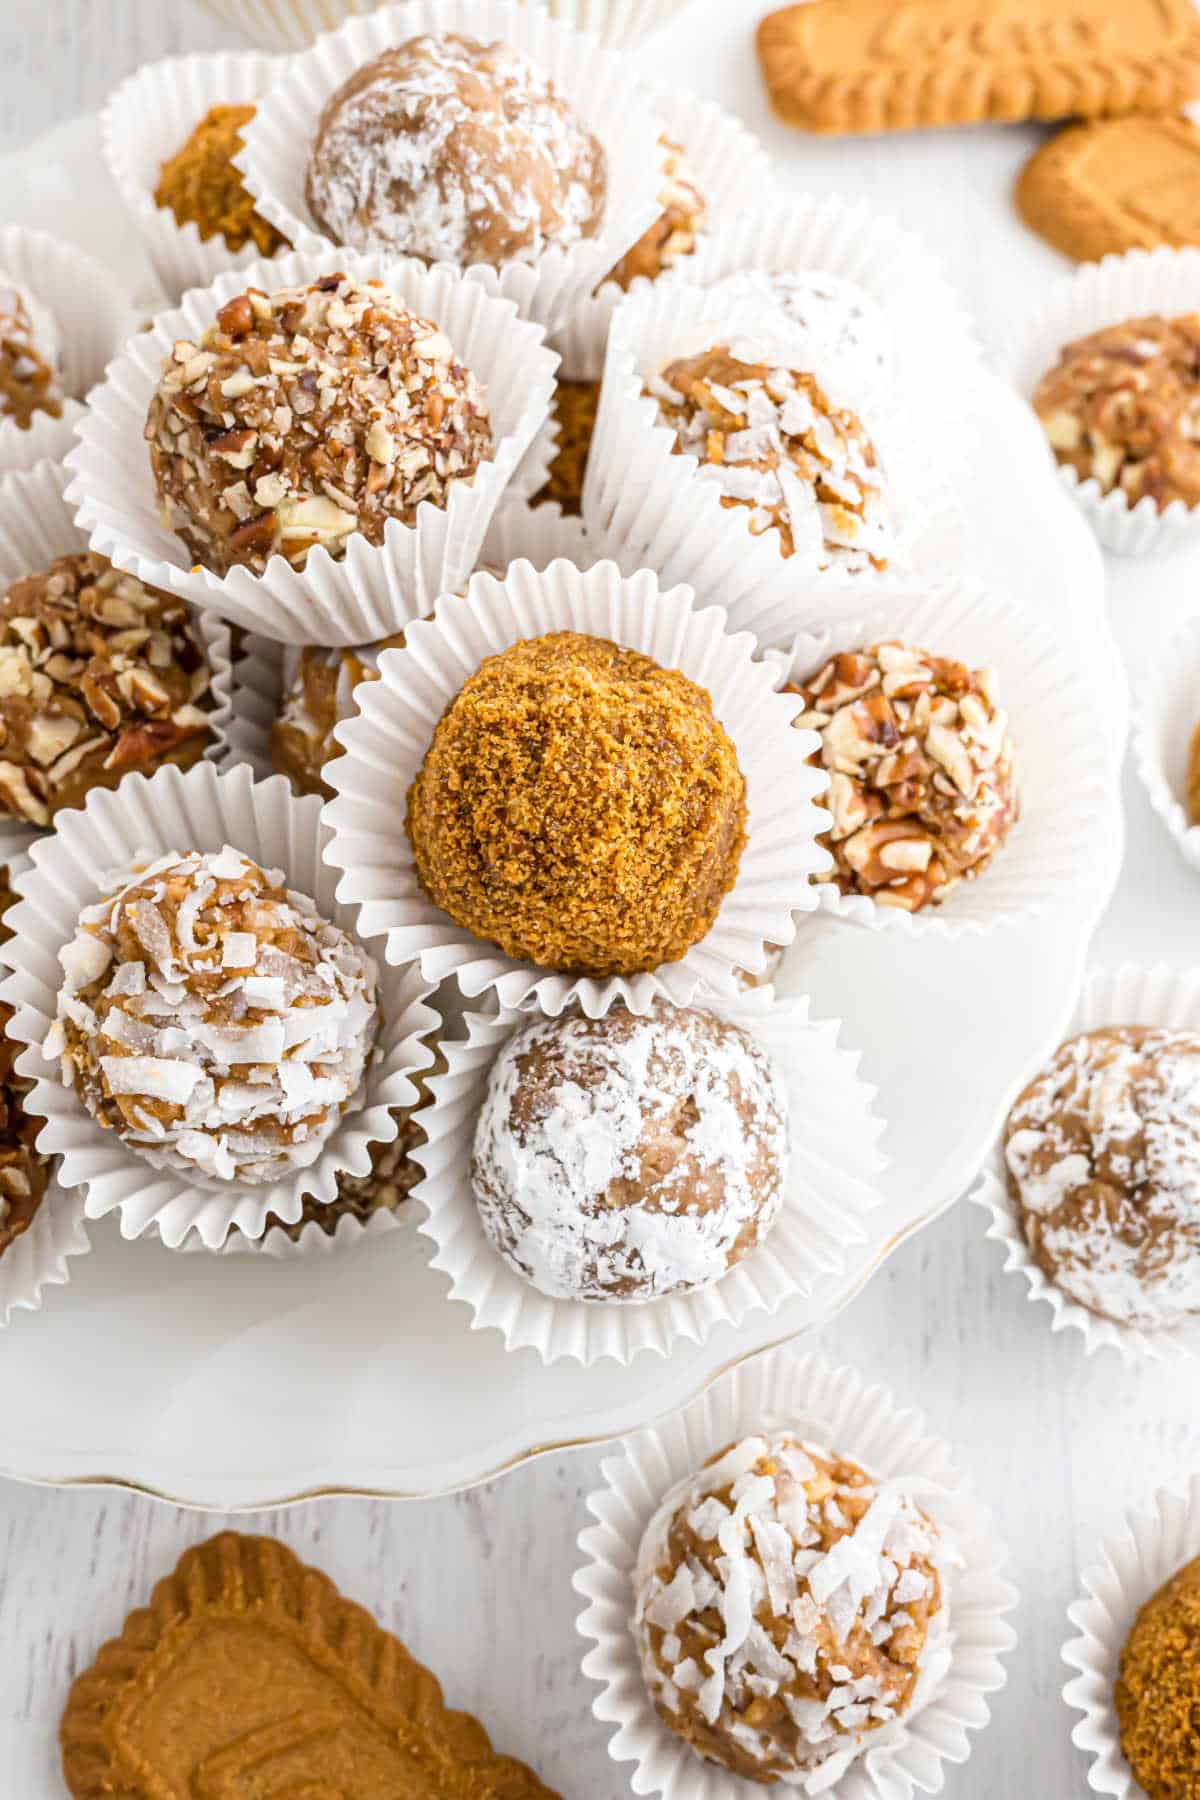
0, 272, 63, 430
306, 34, 607, 268
0, 553, 217, 830
1005, 1025, 1200, 1329
406, 631, 747, 977
155, 103, 289, 257
1033, 312, 1200, 512
471, 1001, 788, 1302
145, 274, 493, 576
46, 848, 379, 1187
1116, 1553, 1200, 1800
634, 1432, 950, 1785
649, 340, 895, 574
786, 642, 1018, 913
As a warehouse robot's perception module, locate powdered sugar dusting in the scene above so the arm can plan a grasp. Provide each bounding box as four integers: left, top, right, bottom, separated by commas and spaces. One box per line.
633, 1431, 954, 1786
306, 33, 607, 269
1006, 1025, 1200, 1329
470, 1001, 789, 1303
47, 848, 379, 1188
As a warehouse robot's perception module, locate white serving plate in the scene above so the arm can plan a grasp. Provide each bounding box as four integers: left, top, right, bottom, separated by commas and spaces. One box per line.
0, 115, 1122, 1507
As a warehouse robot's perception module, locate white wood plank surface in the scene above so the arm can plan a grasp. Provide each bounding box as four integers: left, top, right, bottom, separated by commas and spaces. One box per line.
0, 3, 1193, 1797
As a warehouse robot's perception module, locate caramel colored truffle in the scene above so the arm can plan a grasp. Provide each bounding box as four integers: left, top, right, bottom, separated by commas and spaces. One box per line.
604, 133, 705, 289
651, 342, 894, 573
532, 377, 599, 516
272, 636, 405, 801
1033, 312, 1200, 511
634, 1432, 947, 1785
306, 33, 606, 268
406, 630, 747, 976
155, 103, 289, 256
472, 1002, 787, 1301
786, 642, 1018, 912
0, 877, 49, 1259
0, 552, 215, 830
48, 848, 379, 1187
1005, 1025, 1200, 1329
1116, 1553, 1200, 1800
145, 274, 493, 577
0, 273, 63, 431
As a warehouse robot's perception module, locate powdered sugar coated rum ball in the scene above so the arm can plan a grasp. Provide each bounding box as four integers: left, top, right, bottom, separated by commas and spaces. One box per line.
47, 847, 379, 1186
471, 1000, 788, 1302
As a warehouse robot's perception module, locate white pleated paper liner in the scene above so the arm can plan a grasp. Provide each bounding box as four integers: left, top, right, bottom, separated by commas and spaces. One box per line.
63, 246, 556, 647
0, 760, 440, 1250
324, 560, 831, 1017
575, 1344, 1018, 1799
413, 988, 885, 1365
0, 224, 136, 477
1063, 1473, 1200, 1799
101, 50, 294, 308
547, 87, 776, 384
236, 0, 663, 333
198, 0, 694, 50
1005, 247, 1200, 557
1132, 613, 1200, 875
0, 1172, 91, 1329
768, 580, 1110, 938
583, 277, 962, 644
972, 962, 1200, 1365
223, 499, 595, 777
0, 456, 235, 868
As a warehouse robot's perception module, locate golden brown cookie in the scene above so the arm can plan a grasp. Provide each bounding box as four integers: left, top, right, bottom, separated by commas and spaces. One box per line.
60, 1532, 558, 1799
1017, 116, 1200, 261
757, 0, 1200, 135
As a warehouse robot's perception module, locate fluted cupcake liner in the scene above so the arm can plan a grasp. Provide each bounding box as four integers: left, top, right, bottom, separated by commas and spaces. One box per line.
222, 498, 594, 777
1132, 613, 1200, 874
413, 988, 885, 1364
0, 1172, 91, 1329
547, 87, 776, 384
0, 224, 136, 477
0, 760, 440, 1250
0, 457, 235, 867
196, 0, 695, 50
63, 246, 556, 646
1063, 1473, 1200, 1797
172, 1197, 413, 1258
1005, 247, 1200, 556
972, 962, 1200, 1364
323, 558, 831, 1017
237, 0, 663, 332
584, 274, 963, 643
768, 578, 1112, 937
575, 1344, 1018, 1798
102, 50, 294, 308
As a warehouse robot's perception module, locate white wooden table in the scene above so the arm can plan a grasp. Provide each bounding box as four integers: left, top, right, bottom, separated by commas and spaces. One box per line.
0, 3, 1195, 1795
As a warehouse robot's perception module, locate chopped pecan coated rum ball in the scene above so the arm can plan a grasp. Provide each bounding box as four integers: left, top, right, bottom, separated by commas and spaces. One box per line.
146, 274, 493, 576
1033, 312, 1200, 511
786, 641, 1018, 912
307, 33, 606, 267
633, 1432, 950, 1785
0, 553, 215, 829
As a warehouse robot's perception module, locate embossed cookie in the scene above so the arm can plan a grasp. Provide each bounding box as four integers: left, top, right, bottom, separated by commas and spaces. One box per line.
60, 1532, 557, 1798
1017, 116, 1200, 261
757, 0, 1200, 135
